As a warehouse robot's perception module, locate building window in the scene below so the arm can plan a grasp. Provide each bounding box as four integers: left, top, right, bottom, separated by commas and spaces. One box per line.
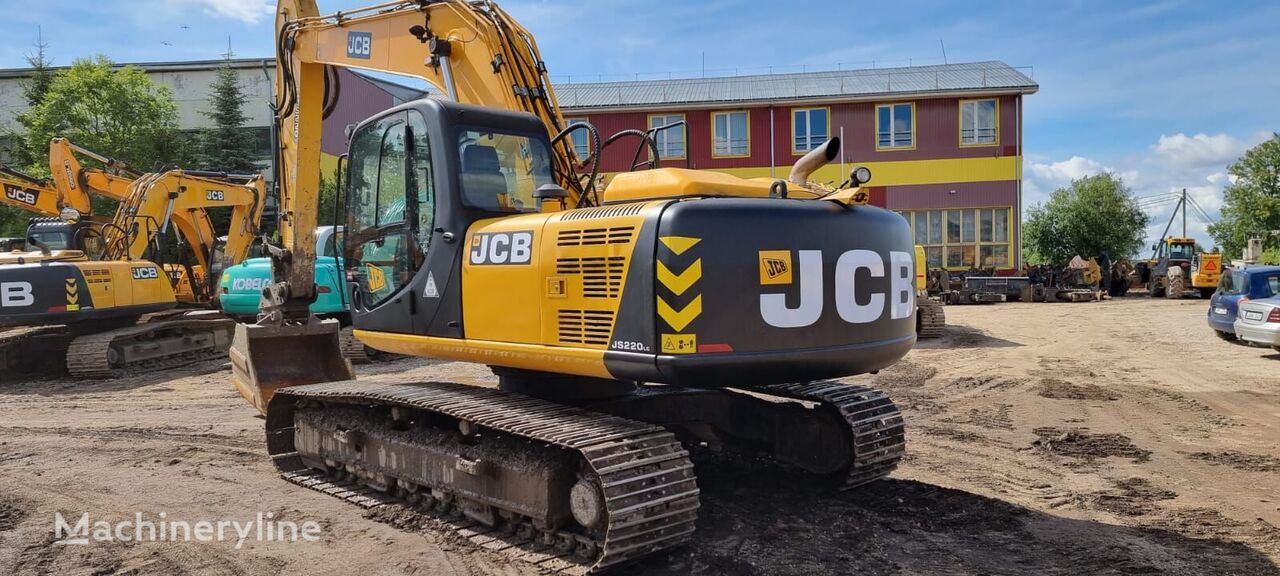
876, 103, 914, 150
900, 207, 1013, 270
712, 111, 749, 157
960, 99, 998, 145
565, 117, 590, 160
648, 114, 686, 159
792, 107, 829, 153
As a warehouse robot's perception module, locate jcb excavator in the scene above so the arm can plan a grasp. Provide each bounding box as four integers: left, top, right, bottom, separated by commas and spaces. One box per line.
230, 1, 914, 571
0, 164, 266, 378
1, 139, 148, 261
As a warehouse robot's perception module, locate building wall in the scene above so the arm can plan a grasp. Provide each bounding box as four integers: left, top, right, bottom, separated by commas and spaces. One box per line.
565, 93, 1024, 270
0, 65, 276, 133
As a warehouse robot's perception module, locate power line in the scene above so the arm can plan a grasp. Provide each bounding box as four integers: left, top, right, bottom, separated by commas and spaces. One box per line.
1185, 195, 1217, 224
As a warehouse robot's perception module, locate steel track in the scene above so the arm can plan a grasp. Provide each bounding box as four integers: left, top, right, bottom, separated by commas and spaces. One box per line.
267, 381, 701, 573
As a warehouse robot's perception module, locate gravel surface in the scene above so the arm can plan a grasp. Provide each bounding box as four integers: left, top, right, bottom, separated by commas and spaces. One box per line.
0, 297, 1277, 575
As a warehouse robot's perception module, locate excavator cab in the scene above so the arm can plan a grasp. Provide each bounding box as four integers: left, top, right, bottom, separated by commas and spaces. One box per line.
232, 99, 551, 410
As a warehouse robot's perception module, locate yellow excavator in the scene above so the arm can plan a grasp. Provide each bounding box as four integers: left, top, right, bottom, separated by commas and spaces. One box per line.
1, 139, 141, 252
0, 160, 266, 378
230, 1, 914, 570
2, 138, 266, 304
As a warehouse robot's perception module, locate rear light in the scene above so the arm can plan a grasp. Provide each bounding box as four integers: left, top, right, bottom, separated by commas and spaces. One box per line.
317, 285, 331, 294
1269, 308, 1280, 323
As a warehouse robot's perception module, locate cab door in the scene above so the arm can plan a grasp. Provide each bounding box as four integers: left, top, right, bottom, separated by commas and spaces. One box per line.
344, 111, 418, 333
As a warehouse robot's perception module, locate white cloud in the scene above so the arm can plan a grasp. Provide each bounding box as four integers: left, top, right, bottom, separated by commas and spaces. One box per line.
1151, 132, 1249, 167
1027, 131, 1264, 252
1024, 155, 1106, 207
172, 0, 273, 25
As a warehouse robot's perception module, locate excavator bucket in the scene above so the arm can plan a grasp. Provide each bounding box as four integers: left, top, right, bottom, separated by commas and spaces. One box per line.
229, 318, 354, 414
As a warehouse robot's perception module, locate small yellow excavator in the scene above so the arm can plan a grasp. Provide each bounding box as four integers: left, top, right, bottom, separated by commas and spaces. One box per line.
0, 162, 266, 378
227, 1, 917, 571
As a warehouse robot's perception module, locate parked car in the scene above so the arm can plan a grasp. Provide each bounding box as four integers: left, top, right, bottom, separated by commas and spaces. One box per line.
1234, 296, 1280, 351
1207, 265, 1280, 340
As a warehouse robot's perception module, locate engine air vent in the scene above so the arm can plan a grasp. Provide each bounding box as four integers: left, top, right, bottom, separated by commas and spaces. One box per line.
560, 203, 645, 221
557, 226, 635, 247
556, 257, 626, 298
557, 309, 615, 346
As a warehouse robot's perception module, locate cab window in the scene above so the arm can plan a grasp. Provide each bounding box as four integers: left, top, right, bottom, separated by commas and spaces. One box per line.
1168, 242, 1195, 260
457, 128, 553, 213
346, 112, 413, 309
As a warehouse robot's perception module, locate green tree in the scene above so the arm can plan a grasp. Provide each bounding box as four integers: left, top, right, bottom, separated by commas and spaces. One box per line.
200, 53, 259, 174
17, 55, 189, 218
1208, 133, 1280, 259
1023, 172, 1150, 266
0, 33, 58, 235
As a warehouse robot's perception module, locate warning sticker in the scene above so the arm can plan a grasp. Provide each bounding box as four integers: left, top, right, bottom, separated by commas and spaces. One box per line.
423, 271, 439, 298
661, 333, 697, 354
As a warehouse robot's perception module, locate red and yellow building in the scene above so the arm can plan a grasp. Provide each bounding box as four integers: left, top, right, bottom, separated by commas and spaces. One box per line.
556, 61, 1037, 271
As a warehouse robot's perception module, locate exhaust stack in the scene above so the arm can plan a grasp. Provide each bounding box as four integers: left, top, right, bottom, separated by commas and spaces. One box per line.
789, 137, 841, 186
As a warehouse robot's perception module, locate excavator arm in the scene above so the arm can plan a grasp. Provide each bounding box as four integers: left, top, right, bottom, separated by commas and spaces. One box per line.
0, 165, 68, 218
267, 0, 580, 317
102, 170, 265, 269
47, 138, 142, 207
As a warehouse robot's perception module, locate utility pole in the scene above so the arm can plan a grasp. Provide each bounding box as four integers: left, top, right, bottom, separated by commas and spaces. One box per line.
1181, 188, 1187, 238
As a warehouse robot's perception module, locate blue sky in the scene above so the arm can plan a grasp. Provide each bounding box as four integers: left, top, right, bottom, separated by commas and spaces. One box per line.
2, 0, 1277, 247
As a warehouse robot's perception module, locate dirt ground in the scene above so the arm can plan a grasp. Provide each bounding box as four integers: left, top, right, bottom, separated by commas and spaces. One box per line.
1, 296, 1278, 575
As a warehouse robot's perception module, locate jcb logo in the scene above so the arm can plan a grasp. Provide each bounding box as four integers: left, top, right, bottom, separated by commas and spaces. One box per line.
131, 267, 160, 280
759, 249, 914, 328
347, 31, 372, 59
758, 251, 792, 285
206, 190, 225, 201
0, 281, 34, 307
4, 184, 39, 206
470, 231, 534, 265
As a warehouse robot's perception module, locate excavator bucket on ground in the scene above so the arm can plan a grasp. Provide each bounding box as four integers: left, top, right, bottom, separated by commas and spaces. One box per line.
229, 318, 353, 414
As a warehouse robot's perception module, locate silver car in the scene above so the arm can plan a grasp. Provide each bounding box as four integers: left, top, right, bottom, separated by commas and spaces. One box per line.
1234, 296, 1280, 350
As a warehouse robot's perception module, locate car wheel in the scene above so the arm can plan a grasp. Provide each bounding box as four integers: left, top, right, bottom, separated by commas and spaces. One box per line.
1214, 330, 1237, 341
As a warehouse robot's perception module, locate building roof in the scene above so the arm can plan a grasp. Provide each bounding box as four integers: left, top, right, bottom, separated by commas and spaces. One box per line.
0, 57, 1036, 112
555, 61, 1037, 112
0, 57, 273, 79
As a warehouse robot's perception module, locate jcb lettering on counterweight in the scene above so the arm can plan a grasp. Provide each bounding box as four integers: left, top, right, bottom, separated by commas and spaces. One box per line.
470, 231, 534, 265
131, 267, 160, 280
759, 249, 914, 328
0, 281, 34, 307
4, 184, 39, 206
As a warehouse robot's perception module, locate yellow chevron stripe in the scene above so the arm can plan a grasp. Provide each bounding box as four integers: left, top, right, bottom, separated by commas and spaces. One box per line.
657, 295, 701, 332
659, 236, 700, 256
656, 259, 701, 296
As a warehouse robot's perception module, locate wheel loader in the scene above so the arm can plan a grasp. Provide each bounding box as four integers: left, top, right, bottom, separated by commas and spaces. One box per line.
229, 0, 916, 571
1136, 236, 1220, 299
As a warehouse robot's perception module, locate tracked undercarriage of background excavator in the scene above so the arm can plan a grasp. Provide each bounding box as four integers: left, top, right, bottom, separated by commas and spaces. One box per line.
228, 0, 918, 571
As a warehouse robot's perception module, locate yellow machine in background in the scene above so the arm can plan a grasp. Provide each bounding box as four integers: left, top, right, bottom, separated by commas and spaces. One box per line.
0, 160, 266, 378
915, 244, 945, 337
1136, 236, 1220, 299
